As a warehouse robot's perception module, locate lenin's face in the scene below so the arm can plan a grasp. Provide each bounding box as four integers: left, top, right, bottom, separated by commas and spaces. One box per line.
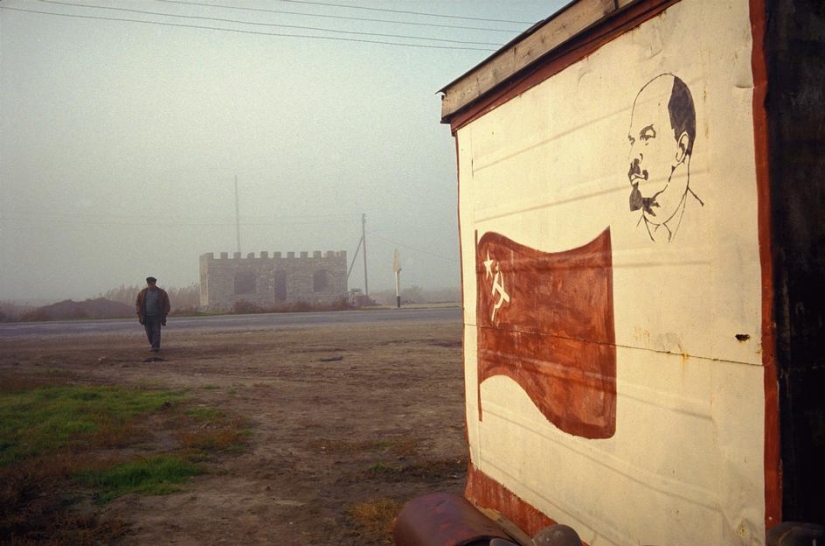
627, 76, 688, 224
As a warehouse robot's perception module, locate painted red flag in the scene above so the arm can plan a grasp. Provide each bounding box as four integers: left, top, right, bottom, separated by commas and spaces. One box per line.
476, 228, 616, 439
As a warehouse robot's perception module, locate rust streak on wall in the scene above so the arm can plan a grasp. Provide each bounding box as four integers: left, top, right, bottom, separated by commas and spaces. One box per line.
465, 464, 574, 541
748, 0, 781, 530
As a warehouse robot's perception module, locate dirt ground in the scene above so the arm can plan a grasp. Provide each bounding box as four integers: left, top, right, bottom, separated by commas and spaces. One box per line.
1, 318, 468, 545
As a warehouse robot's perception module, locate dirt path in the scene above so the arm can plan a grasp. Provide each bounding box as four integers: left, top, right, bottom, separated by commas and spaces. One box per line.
1, 320, 467, 545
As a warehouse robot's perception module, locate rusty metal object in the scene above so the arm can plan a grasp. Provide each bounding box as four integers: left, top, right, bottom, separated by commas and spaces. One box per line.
767, 522, 825, 546
393, 492, 512, 546
533, 524, 582, 546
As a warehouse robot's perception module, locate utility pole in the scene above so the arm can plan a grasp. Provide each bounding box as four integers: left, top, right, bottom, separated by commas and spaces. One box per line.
393, 249, 401, 308
346, 214, 370, 299
362, 213, 369, 296
234, 175, 241, 254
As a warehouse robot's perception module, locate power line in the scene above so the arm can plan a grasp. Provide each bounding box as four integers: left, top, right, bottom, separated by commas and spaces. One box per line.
0, 5, 499, 51
35, 0, 505, 46
156, 0, 527, 33
2, 216, 359, 227
273, 0, 534, 25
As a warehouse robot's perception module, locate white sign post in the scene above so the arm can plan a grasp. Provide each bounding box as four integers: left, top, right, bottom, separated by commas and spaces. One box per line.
393, 249, 402, 308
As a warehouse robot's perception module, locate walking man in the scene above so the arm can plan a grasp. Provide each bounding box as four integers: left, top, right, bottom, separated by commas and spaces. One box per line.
136, 276, 171, 352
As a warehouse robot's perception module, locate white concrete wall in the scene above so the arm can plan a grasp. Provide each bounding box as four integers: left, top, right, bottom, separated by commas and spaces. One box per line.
456, 0, 764, 544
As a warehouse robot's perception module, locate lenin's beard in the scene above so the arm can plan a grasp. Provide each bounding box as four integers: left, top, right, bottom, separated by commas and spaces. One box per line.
629, 182, 658, 216
628, 161, 659, 216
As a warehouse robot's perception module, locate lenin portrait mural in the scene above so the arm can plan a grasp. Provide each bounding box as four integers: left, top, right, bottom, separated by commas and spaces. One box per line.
628, 74, 702, 243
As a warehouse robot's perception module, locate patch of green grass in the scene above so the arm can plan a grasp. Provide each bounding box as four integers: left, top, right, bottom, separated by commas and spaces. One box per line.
0, 384, 182, 466
0, 375, 249, 543
185, 406, 225, 421
367, 462, 403, 476
363, 458, 466, 483
76, 455, 203, 504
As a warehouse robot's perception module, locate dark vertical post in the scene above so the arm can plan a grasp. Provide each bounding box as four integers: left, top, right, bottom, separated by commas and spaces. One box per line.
362, 213, 369, 296
765, 0, 825, 523
394, 249, 402, 308
235, 175, 241, 254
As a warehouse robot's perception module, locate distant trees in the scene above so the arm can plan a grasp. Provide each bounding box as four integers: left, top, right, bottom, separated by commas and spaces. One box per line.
402, 285, 425, 303
101, 284, 141, 307
18, 298, 133, 322
166, 284, 200, 311
101, 283, 200, 312
0, 301, 35, 322
1, 282, 461, 323
370, 286, 460, 306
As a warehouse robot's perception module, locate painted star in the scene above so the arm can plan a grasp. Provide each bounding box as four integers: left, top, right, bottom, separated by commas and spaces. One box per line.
483, 251, 494, 279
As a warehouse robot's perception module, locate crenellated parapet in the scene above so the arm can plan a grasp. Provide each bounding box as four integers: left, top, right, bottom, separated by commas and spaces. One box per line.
199, 250, 348, 309
199, 250, 346, 262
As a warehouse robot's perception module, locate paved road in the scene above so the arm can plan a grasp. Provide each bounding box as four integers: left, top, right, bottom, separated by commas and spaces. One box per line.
0, 307, 463, 339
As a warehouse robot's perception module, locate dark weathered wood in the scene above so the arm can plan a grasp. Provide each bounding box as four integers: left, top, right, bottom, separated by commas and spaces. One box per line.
440, 0, 620, 121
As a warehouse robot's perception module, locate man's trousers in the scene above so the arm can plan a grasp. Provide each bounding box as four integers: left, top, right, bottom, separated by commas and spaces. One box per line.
143, 316, 162, 350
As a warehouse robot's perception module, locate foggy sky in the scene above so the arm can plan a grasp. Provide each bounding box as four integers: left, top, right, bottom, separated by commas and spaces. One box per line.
0, 0, 563, 303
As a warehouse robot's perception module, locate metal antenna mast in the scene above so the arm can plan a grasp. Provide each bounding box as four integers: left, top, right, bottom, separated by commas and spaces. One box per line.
234, 175, 241, 254
362, 213, 368, 296
346, 213, 369, 297
393, 249, 401, 308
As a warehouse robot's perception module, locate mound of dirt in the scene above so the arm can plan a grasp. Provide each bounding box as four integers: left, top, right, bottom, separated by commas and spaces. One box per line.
21, 298, 133, 321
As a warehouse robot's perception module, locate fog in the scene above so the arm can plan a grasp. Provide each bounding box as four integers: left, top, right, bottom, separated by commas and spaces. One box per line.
0, 0, 562, 303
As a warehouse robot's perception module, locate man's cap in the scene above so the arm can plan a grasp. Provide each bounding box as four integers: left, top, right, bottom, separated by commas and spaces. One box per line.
146, 276, 157, 283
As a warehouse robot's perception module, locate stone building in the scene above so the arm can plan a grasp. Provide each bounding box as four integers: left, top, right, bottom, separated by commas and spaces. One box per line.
199, 250, 347, 310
